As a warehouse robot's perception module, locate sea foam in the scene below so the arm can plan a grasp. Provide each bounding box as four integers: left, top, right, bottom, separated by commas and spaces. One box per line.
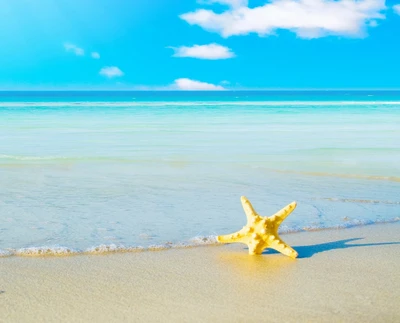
1, 220, 398, 258
14, 246, 78, 257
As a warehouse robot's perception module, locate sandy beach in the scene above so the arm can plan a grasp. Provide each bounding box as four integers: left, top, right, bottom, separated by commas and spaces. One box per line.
1, 222, 399, 322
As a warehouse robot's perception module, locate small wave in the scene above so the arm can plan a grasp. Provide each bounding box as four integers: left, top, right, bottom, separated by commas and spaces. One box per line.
14, 246, 78, 257
272, 169, 400, 182
0, 249, 13, 257
1, 221, 398, 258
0, 155, 145, 163
188, 235, 218, 245
85, 244, 145, 254
317, 198, 400, 205
1, 236, 219, 258
301, 217, 400, 232
1, 101, 400, 108
0, 154, 72, 161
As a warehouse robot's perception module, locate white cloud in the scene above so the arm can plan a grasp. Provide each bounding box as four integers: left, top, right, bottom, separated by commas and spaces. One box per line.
198, 0, 248, 8
169, 43, 235, 59
99, 66, 124, 78
172, 78, 225, 90
394, 4, 400, 15
64, 43, 85, 56
91, 52, 100, 59
130, 79, 229, 91
181, 0, 386, 39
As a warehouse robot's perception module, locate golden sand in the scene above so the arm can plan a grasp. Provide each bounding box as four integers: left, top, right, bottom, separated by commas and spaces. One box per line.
1, 223, 399, 322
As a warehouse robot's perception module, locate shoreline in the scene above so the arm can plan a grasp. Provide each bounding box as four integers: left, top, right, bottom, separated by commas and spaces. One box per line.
1, 222, 399, 322
1, 220, 399, 258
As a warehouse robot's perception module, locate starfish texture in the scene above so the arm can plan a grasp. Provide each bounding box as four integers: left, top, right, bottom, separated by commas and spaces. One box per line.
217, 196, 298, 258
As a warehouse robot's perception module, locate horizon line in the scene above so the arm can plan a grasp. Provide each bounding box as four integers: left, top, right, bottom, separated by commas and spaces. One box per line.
2, 88, 400, 92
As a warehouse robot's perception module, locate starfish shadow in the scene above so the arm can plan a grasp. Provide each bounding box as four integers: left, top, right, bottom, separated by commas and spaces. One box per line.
261, 238, 400, 258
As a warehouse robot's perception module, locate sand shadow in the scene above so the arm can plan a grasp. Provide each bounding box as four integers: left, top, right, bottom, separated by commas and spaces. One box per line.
263, 238, 400, 259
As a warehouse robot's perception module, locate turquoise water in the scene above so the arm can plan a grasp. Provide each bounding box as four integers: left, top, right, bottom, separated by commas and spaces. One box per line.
0, 91, 399, 256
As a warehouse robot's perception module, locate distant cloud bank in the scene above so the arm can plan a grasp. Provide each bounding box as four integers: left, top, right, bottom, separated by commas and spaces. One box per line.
172, 78, 225, 90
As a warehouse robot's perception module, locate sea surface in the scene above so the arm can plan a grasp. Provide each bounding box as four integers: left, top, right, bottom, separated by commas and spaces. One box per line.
0, 91, 399, 256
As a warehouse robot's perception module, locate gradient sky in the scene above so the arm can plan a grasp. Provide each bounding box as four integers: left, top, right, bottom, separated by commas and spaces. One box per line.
1, 0, 400, 90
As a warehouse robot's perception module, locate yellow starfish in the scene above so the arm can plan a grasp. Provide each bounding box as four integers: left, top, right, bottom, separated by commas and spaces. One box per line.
217, 196, 298, 258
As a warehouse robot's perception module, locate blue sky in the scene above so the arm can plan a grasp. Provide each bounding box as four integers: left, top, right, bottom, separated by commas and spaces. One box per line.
1, 0, 400, 90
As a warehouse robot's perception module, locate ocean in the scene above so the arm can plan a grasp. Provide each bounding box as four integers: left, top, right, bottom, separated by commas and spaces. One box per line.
0, 91, 399, 256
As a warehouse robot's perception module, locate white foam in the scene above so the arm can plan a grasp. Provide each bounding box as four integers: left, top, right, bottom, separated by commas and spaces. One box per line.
85, 244, 144, 254
14, 246, 78, 257
147, 244, 172, 251
188, 235, 218, 246
2, 220, 399, 258
300, 217, 400, 232
0, 249, 13, 257
164, 236, 219, 249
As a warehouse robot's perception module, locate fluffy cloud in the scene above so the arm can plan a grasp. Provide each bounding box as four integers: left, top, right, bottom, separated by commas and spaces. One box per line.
64, 43, 85, 56
99, 66, 124, 78
199, 0, 248, 7
169, 43, 235, 59
172, 78, 225, 90
181, 0, 386, 39
91, 52, 100, 59
394, 4, 400, 14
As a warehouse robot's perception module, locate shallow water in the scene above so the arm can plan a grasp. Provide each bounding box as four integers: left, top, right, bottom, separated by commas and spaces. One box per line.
0, 91, 399, 256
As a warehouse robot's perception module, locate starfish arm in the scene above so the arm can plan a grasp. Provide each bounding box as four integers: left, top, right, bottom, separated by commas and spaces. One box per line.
240, 196, 258, 222
248, 241, 266, 255
271, 201, 297, 226
217, 231, 246, 244
268, 237, 298, 259
248, 245, 259, 255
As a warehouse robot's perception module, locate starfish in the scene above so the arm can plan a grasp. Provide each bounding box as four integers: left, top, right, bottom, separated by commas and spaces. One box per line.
217, 196, 298, 258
